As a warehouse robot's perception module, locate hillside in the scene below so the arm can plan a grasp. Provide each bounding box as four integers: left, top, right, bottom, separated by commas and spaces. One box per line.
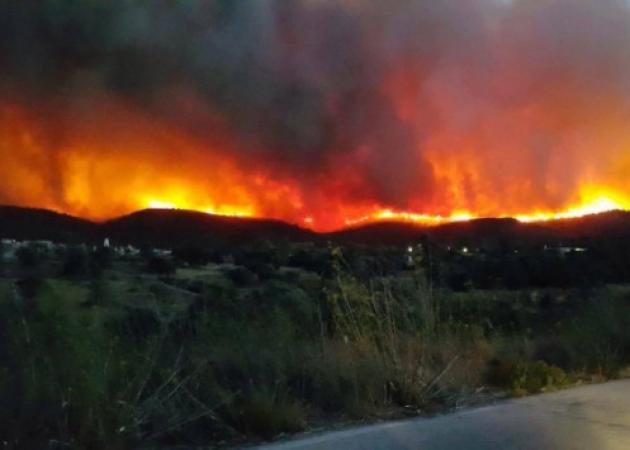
1, 205, 630, 247
330, 212, 630, 245
0, 206, 96, 242
101, 209, 317, 246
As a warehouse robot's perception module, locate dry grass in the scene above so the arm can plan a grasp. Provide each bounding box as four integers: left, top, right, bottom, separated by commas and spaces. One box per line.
1, 253, 630, 448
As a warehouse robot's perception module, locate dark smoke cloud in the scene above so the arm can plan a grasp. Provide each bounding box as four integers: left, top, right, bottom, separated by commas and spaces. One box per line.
1, 0, 630, 213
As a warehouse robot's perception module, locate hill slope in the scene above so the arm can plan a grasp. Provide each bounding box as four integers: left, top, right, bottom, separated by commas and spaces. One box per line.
0, 206, 96, 242
101, 209, 316, 246
1, 205, 630, 247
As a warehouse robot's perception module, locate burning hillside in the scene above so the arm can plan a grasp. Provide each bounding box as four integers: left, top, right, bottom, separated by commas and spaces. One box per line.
1, 0, 630, 231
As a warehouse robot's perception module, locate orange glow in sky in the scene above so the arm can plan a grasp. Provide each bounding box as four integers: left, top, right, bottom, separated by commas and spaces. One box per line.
2, 89, 630, 231
3, 0, 630, 231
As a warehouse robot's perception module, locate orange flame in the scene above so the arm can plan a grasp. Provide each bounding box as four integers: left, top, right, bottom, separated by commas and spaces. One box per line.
1, 97, 630, 232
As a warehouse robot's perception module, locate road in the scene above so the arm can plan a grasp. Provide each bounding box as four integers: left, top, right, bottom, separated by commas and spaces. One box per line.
254, 380, 630, 450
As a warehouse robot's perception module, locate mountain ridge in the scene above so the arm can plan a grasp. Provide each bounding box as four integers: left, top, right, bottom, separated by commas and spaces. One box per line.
1, 205, 630, 246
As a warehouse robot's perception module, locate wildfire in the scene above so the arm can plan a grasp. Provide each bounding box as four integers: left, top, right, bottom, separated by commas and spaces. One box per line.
2, 99, 630, 232
3, 1, 630, 232
342, 194, 629, 229
145, 200, 254, 219
515, 196, 627, 223
344, 210, 475, 227
141, 190, 630, 231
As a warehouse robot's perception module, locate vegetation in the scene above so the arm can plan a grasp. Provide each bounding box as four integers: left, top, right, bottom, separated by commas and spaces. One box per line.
0, 239, 629, 449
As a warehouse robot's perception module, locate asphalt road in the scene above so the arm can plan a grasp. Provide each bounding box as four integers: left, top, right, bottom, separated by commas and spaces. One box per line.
253, 380, 630, 450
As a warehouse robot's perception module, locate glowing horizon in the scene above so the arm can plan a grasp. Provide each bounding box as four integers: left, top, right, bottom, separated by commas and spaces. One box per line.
139, 192, 629, 231
3, 2, 630, 233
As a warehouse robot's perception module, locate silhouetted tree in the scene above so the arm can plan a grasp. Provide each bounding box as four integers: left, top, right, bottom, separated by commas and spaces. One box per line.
61, 246, 89, 277
146, 255, 175, 275
16, 245, 41, 270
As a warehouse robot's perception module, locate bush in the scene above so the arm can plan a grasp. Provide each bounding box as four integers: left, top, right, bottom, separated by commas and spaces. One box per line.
301, 341, 389, 416
512, 361, 571, 395
487, 359, 570, 395
61, 246, 89, 277
173, 246, 213, 266
90, 247, 113, 274
225, 266, 258, 286
146, 256, 175, 275
222, 389, 306, 439
0, 281, 132, 449
16, 245, 44, 270
557, 290, 630, 376
3, 243, 630, 448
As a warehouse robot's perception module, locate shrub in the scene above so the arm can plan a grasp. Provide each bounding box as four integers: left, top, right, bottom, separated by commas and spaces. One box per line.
222, 389, 306, 439
487, 359, 570, 395
225, 266, 258, 286
146, 256, 175, 275
512, 361, 571, 395
16, 245, 43, 270
90, 247, 113, 274
3, 243, 630, 449
61, 246, 89, 277
557, 290, 630, 376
